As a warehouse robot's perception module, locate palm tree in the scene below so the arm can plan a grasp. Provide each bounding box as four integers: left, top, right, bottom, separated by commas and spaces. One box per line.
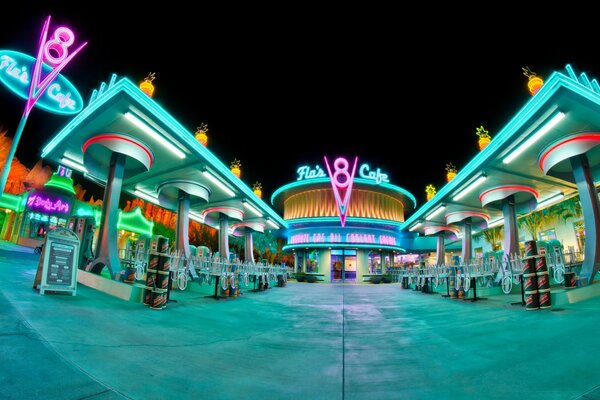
518, 211, 545, 241
476, 226, 504, 251
549, 196, 582, 224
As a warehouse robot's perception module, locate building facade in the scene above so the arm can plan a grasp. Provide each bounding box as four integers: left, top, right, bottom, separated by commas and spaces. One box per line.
272, 158, 415, 282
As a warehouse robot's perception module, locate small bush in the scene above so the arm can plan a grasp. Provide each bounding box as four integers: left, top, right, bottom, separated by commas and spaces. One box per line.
371, 276, 382, 284
306, 275, 317, 283
295, 272, 306, 282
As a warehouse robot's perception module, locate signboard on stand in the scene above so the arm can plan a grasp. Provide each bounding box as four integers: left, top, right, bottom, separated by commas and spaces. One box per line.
34, 227, 80, 295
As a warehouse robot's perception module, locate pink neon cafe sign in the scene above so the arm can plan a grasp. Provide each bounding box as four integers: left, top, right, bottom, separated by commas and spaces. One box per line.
324, 156, 358, 227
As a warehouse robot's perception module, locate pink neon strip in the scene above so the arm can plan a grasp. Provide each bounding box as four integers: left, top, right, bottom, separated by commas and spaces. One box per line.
324, 156, 358, 227
444, 211, 490, 222
83, 134, 154, 167
538, 133, 600, 172
25, 16, 87, 115
479, 185, 538, 203
201, 207, 244, 217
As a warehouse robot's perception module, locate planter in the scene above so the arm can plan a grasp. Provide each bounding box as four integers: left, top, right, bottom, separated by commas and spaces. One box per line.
253, 188, 262, 198
446, 171, 456, 182
231, 167, 241, 178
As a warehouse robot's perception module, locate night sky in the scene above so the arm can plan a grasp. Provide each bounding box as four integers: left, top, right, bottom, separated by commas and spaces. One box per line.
1, 4, 600, 213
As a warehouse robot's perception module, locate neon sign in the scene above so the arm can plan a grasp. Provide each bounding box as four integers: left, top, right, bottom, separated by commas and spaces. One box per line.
0, 50, 83, 115
296, 165, 326, 180
359, 164, 389, 184
26, 193, 71, 214
296, 161, 390, 185
290, 232, 397, 246
324, 156, 358, 227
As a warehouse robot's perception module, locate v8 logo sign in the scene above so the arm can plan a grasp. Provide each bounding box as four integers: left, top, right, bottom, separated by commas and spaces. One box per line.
324, 156, 358, 227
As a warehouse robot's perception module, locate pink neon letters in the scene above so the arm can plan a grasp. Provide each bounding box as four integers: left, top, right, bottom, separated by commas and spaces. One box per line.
324, 156, 358, 227
26, 193, 71, 214
25, 16, 86, 115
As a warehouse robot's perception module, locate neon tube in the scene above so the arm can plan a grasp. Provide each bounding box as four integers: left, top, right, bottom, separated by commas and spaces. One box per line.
425, 205, 446, 221
408, 222, 422, 232
124, 112, 186, 159
243, 201, 263, 217
535, 193, 564, 209
487, 218, 504, 228
452, 175, 487, 201
202, 170, 235, 197
60, 157, 87, 172
503, 112, 565, 164
133, 189, 160, 205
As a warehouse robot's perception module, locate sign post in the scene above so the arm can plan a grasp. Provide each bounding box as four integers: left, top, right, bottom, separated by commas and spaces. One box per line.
34, 227, 80, 295
0, 16, 86, 194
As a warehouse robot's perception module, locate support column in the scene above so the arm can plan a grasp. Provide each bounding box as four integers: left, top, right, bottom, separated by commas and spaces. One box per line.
175, 190, 190, 259
571, 154, 600, 285
245, 230, 254, 263
436, 235, 445, 266
461, 217, 472, 263
218, 214, 230, 261
502, 194, 519, 257
91, 152, 126, 278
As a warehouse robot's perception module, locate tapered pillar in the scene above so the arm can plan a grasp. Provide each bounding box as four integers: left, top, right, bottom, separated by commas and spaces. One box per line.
571, 155, 600, 285
461, 217, 472, 263
245, 230, 254, 263
219, 214, 230, 260
436, 235, 445, 266
175, 190, 190, 258
502, 195, 519, 257
91, 152, 125, 278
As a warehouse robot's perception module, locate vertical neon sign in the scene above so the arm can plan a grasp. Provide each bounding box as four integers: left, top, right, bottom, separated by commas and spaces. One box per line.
324, 156, 358, 227
0, 16, 86, 195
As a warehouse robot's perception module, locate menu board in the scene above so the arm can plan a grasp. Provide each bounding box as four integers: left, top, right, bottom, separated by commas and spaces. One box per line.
38, 228, 80, 296
46, 240, 76, 286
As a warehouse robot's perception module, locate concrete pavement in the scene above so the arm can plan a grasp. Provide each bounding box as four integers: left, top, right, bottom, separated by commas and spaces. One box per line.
2, 245, 600, 399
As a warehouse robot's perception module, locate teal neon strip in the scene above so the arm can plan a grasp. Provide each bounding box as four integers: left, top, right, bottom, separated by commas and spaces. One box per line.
41, 78, 287, 228
117, 208, 154, 236
592, 79, 600, 94
402, 70, 600, 230
286, 216, 404, 228
283, 243, 406, 252
271, 177, 416, 208
0, 193, 21, 211
565, 64, 577, 80
580, 73, 592, 90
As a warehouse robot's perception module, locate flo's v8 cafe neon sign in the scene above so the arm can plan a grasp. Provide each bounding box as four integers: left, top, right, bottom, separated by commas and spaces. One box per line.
0, 50, 82, 115
297, 162, 389, 184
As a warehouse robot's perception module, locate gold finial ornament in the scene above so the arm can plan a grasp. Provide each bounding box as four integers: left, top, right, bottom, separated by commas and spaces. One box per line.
139, 72, 156, 97
230, 158, 242, 178
195, 123, 209, 147
476, 126, 491, 151
522, 66, 544, 96
445, 163, 457, 182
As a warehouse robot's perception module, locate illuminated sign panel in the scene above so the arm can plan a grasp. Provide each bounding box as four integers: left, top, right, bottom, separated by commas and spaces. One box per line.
0, 50, 83, 115
288, 227, 398, 246
296, 161, 390, 185
324, 156, 358, 227
26, 192, 71, 214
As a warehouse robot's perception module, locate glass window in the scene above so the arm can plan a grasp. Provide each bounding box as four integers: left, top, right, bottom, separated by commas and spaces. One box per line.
307, 250, 319, 273
296, 251, 305, 272
540, 229, 556, 241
